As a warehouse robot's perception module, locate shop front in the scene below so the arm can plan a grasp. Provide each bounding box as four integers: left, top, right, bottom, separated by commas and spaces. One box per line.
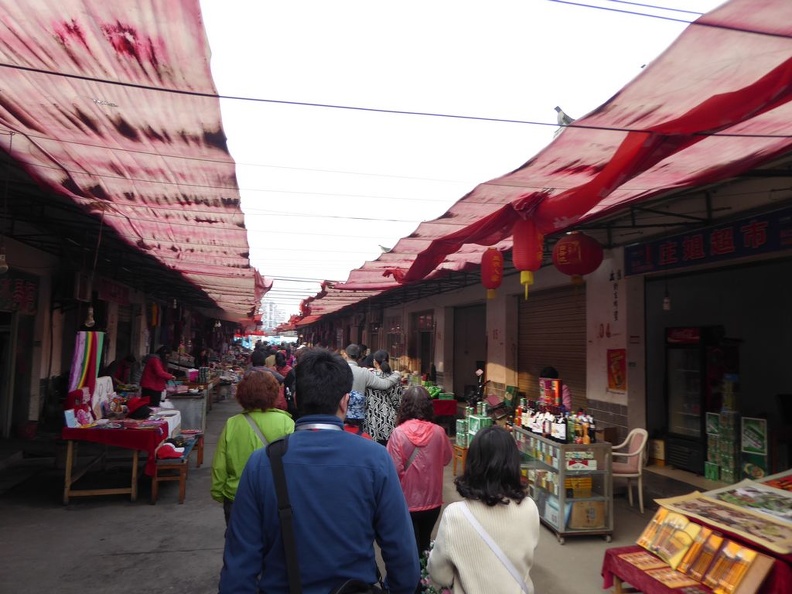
628, 206, 792, 478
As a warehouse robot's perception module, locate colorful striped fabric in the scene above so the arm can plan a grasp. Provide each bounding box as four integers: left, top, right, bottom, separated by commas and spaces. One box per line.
68, 331, 106, 396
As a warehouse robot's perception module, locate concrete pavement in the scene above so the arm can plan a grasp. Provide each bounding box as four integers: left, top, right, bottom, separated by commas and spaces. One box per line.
0, 398, 700, 594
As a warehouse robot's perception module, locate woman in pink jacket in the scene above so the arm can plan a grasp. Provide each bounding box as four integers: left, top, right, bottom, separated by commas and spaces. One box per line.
387, 385, 453, 559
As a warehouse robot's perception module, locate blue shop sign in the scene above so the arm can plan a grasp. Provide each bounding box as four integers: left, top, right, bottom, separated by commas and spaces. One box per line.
624, 207, 792, 276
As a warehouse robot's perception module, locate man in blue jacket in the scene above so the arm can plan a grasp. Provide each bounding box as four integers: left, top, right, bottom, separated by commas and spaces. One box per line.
219, 348, 420, 594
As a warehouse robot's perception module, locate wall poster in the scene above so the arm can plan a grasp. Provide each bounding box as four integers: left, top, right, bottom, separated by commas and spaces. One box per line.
607, 348, 627, 391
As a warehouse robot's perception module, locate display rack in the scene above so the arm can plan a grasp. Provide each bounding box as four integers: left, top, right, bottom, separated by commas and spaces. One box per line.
513, 426, 613, 544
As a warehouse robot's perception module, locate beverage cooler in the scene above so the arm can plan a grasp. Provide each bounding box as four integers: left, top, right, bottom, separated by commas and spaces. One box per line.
664, 326, 739, 474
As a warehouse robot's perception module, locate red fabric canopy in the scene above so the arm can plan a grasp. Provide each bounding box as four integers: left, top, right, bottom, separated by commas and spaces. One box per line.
331, 0, 792, 294
0, 0, 262, 317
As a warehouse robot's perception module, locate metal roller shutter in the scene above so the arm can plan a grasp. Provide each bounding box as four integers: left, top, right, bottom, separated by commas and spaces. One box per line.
518, 285, 587, 410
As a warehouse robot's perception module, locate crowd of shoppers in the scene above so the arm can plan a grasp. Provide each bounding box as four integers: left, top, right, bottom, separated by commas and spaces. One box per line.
214, 342, 537, 594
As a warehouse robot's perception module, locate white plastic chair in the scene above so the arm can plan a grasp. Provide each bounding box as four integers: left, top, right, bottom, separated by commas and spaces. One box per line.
612, 428, 649, 513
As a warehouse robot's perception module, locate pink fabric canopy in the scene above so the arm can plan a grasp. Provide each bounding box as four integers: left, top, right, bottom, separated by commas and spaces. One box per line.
0, 0, 263, 317
331, 0, 792, 297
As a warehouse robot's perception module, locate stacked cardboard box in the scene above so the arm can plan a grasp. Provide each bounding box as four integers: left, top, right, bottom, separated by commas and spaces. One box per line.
719, 410, 740, 484
705, 412, 720, 481
468, 414, 492, 437
455, 419, 469, 447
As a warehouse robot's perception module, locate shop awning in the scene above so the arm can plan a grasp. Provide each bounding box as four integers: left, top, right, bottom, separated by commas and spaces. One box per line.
294, 315, 323, 328
330, 0, 792, 294
0, 0, 263, 318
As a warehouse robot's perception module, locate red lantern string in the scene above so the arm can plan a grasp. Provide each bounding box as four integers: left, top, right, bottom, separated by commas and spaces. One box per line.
511, 218, 544, 299
480, 248, 504, 299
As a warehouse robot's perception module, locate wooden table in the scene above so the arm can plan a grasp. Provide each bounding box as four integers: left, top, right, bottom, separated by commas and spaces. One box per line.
61, 420, 168, 504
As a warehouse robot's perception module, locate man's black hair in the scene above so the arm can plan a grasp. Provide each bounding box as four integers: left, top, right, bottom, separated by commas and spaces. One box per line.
251, 350, 267, 367
295, 348, 353, 416
345, 343, 361, 360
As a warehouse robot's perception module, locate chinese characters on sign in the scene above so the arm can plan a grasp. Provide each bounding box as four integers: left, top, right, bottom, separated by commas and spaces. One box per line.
609, 268, 622, 323
0, 272, 38, 315
624, 207, 792, 276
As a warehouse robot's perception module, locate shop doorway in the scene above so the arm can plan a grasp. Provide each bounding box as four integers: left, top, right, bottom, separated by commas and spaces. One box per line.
0, 311, 15, 438
453, 304, 486, 400
411, 311, 435, 377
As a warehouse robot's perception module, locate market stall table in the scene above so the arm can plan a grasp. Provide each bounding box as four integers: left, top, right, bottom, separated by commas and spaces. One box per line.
61, 420, 169, 504
602, 544, 791, 594
432, 398, 458, 435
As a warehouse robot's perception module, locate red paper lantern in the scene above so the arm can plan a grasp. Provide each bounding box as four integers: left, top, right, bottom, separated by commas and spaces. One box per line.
552, 231, 603, 284
480, 248, 504, 299
511, 218, 544, 299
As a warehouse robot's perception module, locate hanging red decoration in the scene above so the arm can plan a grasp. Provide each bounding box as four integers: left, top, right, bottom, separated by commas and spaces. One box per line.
511, 218, 544, 299
552, 231, 604, 284
480, 248, 504, 299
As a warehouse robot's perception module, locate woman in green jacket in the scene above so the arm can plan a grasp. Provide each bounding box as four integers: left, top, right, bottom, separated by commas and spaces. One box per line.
211, 369, 295, 526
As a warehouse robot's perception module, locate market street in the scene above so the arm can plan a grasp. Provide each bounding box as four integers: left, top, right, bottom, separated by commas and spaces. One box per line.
1, 397, 698, 594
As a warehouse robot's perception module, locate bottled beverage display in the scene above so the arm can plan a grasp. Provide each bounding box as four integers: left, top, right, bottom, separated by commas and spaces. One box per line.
510, 398, 598, 444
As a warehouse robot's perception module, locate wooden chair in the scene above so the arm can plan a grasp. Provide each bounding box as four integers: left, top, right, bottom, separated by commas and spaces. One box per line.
612, 428, 649, 513
452, 444, 468, 476
150, 434, 203, 504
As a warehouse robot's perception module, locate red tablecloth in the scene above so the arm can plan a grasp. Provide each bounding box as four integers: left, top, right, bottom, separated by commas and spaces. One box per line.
602, 545, 792, 594
602, 546, 714, 594
62, 421, 168, 476
432, 399, 457, 417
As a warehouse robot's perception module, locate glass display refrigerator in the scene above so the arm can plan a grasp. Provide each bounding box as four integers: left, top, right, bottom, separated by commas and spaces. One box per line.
665, 326, 739, 474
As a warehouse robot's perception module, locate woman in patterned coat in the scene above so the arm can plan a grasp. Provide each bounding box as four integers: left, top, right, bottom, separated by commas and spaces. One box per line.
364, 349, 403, 445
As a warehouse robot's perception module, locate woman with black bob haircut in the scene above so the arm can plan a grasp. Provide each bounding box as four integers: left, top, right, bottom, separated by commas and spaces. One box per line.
427, 426, 540, 594
455, 425, 526, 505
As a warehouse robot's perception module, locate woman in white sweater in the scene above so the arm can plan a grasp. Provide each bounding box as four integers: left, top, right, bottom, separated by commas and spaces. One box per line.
427, 426, 540, 594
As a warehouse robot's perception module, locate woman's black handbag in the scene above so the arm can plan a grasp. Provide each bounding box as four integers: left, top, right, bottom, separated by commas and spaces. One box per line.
267, 438, 386, 594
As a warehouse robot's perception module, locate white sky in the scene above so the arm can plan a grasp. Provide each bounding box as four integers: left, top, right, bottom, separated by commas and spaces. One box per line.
198, 0, 724, 317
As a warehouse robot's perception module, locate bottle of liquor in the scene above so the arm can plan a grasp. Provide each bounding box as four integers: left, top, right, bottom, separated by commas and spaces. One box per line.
550, 411, 563, 443
557, 411, 567, 443
524, 400, 533, 433
514, 399, 523, 428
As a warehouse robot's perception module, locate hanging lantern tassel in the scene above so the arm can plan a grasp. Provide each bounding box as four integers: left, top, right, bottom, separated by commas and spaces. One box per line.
480, 248, 504, 299
552, 231, 604, 285
511, 218, 544, 299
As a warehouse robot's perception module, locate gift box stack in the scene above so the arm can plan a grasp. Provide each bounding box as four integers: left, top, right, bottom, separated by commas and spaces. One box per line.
705, 413, 720, 481
718, 375, 740, 484
719, 410, 740, 484
455, 419, 468, 447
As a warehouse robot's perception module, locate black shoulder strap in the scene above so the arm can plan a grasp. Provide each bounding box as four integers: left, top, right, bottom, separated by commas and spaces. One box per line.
267, 437, 302, 594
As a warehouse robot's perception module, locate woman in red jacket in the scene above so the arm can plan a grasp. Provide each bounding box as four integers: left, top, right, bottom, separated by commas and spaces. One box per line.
140, 346, 175, 407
